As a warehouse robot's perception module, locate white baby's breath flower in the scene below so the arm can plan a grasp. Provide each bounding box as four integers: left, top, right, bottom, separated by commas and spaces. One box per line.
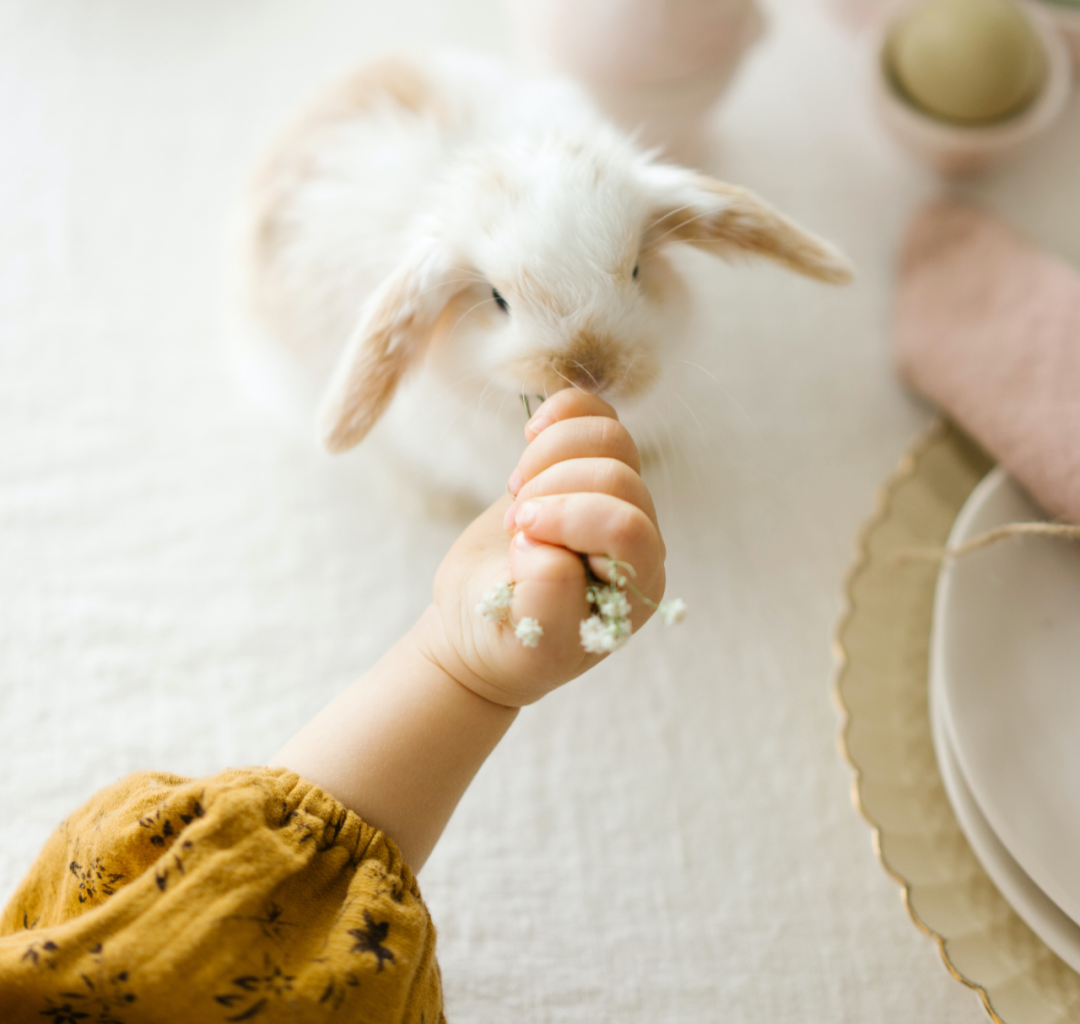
476, 582, 514, 623
659, 598, 687, 626
514, 617, 543, 648
579, 614, 631, 654
596, 587, 631, 622
478, 560, 684, 658
579, 616, 610, 654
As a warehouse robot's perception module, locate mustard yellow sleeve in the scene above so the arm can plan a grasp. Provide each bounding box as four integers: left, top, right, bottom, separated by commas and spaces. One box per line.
0, 767, 444, 1023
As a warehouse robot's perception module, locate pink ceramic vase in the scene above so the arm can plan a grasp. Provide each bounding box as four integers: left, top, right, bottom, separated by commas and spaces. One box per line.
505, 0, 764, 165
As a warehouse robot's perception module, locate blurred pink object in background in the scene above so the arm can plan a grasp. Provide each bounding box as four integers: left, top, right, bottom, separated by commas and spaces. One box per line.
896, 202, 1080, 525
505, 0, 764, 165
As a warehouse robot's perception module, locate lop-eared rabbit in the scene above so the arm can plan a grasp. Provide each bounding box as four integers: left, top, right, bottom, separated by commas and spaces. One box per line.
240, 53, 851, 509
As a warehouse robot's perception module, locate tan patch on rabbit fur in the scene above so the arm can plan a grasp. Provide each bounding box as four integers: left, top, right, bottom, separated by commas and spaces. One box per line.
319, 274, 422, 453
647, 177, 853, 285
505, 328, 658, 400
329, 58, 438, 120
635, 250, 682, 307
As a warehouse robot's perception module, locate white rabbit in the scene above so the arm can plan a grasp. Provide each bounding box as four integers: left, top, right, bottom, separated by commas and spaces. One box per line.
238, 52, 851, 509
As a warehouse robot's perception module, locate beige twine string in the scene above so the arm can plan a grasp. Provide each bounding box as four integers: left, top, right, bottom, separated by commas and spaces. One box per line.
896, 522, 1080, 562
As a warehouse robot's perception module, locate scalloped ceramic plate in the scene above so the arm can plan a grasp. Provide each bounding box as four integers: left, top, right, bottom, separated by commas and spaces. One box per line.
934, 468, 1080, 929
930, 653, 1080, 974
834, 421, 1080, 1024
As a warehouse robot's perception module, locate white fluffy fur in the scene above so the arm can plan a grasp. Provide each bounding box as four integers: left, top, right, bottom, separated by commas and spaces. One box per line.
237, 52, 851, 508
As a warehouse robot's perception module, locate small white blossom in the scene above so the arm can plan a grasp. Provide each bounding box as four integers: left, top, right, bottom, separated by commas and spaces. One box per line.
514, 617, 543, 648
659, 598, 687, 626
477, 562, 684, 657
476, 582, 514, 623
596, 587, 631, 622
579, 615, 631, 654
579, 616, 611, 654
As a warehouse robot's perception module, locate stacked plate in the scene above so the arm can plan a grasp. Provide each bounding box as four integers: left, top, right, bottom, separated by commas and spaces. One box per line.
930, 467, 1080, 973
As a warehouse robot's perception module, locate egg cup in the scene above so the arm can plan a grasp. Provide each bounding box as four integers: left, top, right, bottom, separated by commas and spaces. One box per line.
1030, 0, 1080, 65
873, 2, 1072, 175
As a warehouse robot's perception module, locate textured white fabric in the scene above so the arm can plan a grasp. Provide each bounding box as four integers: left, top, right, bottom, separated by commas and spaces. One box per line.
3, 0, 1079, 1020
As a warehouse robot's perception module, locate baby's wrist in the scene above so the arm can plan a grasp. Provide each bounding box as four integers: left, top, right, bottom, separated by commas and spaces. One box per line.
412, 604, 525, 710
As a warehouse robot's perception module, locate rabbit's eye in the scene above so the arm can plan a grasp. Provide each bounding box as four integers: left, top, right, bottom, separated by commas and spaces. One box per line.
632, 263, 639, 280
492, 288, 510, 314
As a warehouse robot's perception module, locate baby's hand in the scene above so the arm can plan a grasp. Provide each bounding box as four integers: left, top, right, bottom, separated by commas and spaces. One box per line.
417, 389, 666, 707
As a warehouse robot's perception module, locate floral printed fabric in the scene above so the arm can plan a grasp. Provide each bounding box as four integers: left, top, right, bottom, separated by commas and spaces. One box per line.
0, 768, 444, 1023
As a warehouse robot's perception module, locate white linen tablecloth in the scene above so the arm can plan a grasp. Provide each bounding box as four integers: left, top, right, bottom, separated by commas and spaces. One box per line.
3, 0, 1079, 1019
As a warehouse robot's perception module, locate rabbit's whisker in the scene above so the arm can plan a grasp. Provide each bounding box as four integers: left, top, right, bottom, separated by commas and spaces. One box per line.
551, 366, 579, 393
656, 356, 758, 432
411, 277, 487, 302
659, 378, 706, 446
443, 296, 496, 347
647, 211, 717, 249
424, 368, 487, 406
471, 375, 501, 431
674, 358, 722, 385
569, 359, 601, 392
656, 379, 713, 488
644, 200, 700, 233
656, 237, 732, 249
616, 354, 639, 392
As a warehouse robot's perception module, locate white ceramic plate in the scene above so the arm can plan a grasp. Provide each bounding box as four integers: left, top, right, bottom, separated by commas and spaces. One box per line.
930, 658, 1080, 973
837, 423, 1080, 1021
933, 467, 1080, 927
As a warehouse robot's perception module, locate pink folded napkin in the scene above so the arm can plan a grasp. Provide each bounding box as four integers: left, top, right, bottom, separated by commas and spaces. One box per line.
895, 202, 1080, 526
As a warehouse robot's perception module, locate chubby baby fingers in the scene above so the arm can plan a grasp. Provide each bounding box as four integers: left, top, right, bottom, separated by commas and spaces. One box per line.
511, 493, 665, 603
504, 457, 661, 549
523, 388, 619, 442
509, 415, 640, 496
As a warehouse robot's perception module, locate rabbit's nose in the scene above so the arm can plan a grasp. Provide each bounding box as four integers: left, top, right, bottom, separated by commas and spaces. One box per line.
555, 329, 617, 394
564, 363, 607, 393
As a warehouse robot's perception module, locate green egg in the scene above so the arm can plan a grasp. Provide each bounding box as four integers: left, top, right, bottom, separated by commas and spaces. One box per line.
886, 0, 1048, 124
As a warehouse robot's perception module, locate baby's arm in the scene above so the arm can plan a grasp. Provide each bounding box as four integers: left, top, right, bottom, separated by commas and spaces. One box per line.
269, 389, 666, 870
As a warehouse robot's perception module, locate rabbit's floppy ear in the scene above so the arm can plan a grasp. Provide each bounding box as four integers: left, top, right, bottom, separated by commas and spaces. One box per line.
644, 172, 853, 284
318, 241, 459, 453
